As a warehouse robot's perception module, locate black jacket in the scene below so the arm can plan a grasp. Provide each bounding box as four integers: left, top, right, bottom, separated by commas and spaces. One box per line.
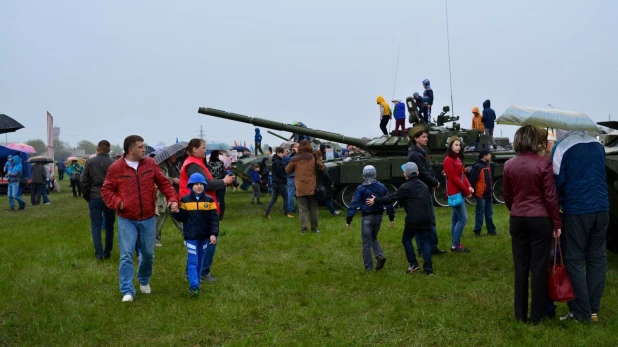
481, 99, 496, 129
469, 159, 492, 199
172, 192, 220, 240
374, 175, 432, 229
271, 154, 287, 184
407, 145, 438, 188
31, 164, 47, 184
81, 153, 114, 199
318, 166, 334, 199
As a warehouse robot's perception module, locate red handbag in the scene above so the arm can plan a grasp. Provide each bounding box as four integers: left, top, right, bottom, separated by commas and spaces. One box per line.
547, 239, 575, 302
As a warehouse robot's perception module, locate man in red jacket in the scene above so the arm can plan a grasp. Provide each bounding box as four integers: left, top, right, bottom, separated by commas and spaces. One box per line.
102, 135, 179, 303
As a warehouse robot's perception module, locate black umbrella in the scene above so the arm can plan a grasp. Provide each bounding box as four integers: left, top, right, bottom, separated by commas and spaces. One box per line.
0, 114, 25, 134
27, 156, 54, 164
154, 142, 188, 165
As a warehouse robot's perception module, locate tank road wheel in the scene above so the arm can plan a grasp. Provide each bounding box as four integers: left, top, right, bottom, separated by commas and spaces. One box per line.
433, 183, 449, 207
493, 176, 505, 204
340, 184, 359, 209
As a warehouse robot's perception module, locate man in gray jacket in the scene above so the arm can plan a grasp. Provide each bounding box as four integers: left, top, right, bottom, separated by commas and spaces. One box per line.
81, 140, 116, 260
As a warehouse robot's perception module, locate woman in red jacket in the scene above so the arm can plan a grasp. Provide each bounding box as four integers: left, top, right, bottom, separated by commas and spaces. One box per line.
503, 125, 561, 323
443, 138, 474, 253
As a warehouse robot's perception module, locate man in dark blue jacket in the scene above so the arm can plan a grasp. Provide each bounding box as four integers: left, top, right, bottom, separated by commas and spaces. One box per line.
346, 165, 395, 271
264, 147, 294, 219
407, 126, 446, 255
481, 99, 497, 149
552, 131, 609, 322
367, 162, 435, 275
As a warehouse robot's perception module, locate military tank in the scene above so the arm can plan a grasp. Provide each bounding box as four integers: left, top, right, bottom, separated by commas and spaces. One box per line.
198, 106, 516, 207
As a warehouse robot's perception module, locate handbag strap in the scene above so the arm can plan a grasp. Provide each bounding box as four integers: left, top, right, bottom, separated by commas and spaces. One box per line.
551, 238, 564, 269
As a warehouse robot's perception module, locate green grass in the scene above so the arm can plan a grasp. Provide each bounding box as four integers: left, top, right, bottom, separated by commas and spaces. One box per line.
2, 180, 617, 346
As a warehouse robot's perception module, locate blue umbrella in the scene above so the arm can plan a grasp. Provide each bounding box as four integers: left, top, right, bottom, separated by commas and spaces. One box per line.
206, 142, 231, 151
232, 146, 250, 152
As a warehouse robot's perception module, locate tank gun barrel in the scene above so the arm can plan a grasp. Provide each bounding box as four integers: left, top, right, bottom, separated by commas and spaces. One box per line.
267, 130, 290, 141
198, 107, 367, 148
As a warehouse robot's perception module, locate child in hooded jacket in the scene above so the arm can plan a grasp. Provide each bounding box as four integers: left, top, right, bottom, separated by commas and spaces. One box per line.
367, 162, 434, 275
172, 173, 219, 296
346, 165, 395, 271
250, 163, 262, 204
254, 128, 263, 155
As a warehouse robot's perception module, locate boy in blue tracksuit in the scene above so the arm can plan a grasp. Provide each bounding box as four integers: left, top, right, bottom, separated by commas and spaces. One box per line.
346, 165, 395, 271
250, 163, 262, 204
254, 128, 263, 156
172, 173, 219, 296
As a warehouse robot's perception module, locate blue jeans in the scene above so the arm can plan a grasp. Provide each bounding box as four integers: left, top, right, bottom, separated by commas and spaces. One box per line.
286, 176, 296, 212
117, 216, 156, 296
200, 242, 217, 277
186, 239, 208, 290
361, 215, 384, 270
89, 198, 116, 257
8, 182, 25, 209
402, 226, 433, 273
450, 202, 468, 247
41, 182, 50, 204
417, 202, 439, 251
324, 198, 336, 215
474, 197, 496, 234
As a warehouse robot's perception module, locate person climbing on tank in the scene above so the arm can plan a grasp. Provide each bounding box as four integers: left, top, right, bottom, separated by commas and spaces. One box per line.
376, 96, 392, 135
392, 99, 406, 136
254, 128, 264, 156
413, 92, 427, 124
422, 79, 434, 123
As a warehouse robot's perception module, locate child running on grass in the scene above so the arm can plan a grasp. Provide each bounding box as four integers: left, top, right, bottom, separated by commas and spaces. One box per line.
172, 173, 219, 296
366, 162, 435, 275
346, 165, 395, 271
250, 163, 262, 204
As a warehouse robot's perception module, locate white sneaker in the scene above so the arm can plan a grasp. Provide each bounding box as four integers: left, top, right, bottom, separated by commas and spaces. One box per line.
121, 294, 133, 302
560, 312, 577, 322
139, 284, 151, 294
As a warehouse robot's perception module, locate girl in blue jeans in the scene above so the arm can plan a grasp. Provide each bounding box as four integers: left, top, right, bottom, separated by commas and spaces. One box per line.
443, 138, 474, 253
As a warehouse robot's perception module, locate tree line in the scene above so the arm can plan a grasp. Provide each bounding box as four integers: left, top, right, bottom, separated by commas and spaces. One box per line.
24, 139, 124, 159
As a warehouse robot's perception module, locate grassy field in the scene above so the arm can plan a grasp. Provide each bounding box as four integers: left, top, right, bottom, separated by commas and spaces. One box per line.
1, 180, 617, 346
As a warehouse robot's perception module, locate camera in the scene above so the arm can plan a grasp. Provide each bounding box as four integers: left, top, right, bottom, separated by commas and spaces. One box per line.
227, 170, 240, 187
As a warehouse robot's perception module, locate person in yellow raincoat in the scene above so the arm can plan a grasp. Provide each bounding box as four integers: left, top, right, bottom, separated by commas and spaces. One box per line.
471, 106, 485, 149
377, 96, 392, 135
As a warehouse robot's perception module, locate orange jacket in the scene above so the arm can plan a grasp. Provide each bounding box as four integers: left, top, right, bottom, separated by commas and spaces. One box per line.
471, 107, 484, 132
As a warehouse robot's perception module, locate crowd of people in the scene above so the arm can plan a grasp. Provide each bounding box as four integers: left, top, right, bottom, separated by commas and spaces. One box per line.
9, 114, 607, 324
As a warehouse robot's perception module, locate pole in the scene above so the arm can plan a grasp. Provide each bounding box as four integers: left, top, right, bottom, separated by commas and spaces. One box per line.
389, 43, 401, 134
445, 0, 455, 118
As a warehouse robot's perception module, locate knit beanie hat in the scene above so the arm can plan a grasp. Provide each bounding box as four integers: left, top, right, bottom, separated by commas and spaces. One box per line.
362, 165, 377, 179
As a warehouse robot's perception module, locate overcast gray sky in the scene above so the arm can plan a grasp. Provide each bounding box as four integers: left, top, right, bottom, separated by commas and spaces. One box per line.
2, 0, 617, 149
